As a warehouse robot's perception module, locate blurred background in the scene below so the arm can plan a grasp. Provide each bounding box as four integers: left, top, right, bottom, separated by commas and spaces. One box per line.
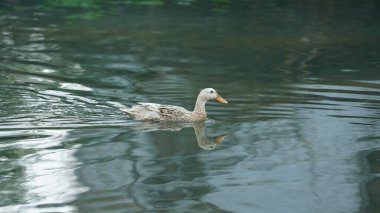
0, 1, 380, 212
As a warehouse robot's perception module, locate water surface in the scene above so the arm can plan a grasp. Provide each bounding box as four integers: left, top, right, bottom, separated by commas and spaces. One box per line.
1, 1, 380, 213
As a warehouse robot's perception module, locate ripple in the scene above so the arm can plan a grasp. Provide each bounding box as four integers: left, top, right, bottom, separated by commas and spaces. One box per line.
292, 84, 380, 103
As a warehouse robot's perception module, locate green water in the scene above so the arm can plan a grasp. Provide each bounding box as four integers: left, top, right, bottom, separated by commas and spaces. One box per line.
1, 1, 380, 212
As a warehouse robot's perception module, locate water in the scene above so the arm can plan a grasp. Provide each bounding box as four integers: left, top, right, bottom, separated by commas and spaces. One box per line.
1, 1, 380, 212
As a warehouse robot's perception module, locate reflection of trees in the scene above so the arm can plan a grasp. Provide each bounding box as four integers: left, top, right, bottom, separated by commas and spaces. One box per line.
2, 1, 379, 19
0, 147, 28, 206
363, 150, 380, 212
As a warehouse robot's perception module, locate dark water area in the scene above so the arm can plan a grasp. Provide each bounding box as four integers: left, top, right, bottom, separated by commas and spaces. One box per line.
1, 1, 380, 212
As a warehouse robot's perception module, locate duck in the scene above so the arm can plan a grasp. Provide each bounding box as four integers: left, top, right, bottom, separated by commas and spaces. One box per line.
121, 88, 228, 122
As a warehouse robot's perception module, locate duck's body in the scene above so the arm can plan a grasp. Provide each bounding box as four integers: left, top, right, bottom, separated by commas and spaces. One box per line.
124, 103, 202, 122
121, 88, 227, 122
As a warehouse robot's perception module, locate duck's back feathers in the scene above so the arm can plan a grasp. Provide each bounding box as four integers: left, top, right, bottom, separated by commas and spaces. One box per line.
122, 102, 191, 121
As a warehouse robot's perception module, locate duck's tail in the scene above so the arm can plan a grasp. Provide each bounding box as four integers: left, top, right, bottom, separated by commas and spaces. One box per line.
106, 101, 131, 114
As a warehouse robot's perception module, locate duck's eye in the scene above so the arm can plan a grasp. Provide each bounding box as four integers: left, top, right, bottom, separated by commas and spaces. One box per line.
210, 91, 214, 93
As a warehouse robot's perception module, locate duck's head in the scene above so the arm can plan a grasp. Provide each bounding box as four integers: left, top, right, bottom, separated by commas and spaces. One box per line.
199, 88, 228, 104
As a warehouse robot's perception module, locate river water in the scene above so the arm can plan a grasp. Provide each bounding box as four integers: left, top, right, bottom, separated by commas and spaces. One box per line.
1, 1, 380, 213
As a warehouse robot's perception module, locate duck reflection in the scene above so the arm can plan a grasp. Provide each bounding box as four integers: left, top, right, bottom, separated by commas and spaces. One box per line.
128, 121, 227, 150
193, 122, 227, 150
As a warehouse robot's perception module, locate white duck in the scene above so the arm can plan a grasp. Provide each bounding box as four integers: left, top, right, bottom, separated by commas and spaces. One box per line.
121, 88, 228, 122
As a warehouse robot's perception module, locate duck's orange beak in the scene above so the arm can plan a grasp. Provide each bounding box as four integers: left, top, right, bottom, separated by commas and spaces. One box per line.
215, 95, 228, 104
214, 134, 228, 144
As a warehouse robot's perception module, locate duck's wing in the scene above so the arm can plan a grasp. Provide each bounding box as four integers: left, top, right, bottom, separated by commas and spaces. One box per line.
139, 103, 191, 120
121, 103, 161, 120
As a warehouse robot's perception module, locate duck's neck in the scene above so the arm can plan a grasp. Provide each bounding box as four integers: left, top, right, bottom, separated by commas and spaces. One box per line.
192, 96, 207, 119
